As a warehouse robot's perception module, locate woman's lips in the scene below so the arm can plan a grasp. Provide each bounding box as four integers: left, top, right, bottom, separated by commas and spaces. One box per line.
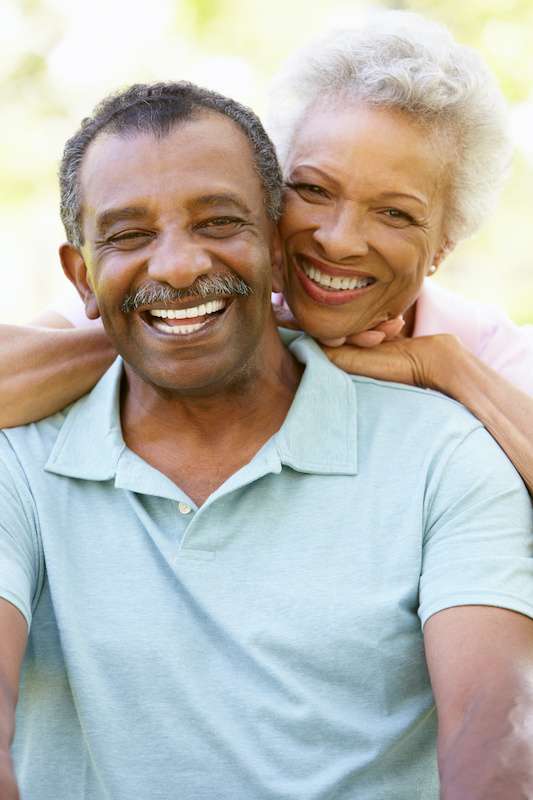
293, 256, 377, 307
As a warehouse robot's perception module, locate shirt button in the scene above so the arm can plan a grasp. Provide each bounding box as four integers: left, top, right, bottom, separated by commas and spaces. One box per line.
178, 502, 192, 515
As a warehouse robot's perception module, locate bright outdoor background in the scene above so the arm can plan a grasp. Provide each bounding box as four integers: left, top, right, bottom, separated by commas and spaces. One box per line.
1, 0, 532, 324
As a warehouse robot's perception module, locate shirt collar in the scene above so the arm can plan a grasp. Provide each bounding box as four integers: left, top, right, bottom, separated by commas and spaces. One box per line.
45, 336, 357, 483
274, 334, 358, 475
45, 357, 125, 481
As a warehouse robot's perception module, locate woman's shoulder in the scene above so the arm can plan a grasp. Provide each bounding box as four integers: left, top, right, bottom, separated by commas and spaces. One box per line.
414, 279, 533, 393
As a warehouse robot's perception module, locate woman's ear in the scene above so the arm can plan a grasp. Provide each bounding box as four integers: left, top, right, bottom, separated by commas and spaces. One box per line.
433, 238, 456, 269
59, 244, 100, 320
270, 226, 285, 295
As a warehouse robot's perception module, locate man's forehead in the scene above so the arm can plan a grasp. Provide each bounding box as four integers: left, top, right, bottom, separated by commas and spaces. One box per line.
79, 114, 264, 219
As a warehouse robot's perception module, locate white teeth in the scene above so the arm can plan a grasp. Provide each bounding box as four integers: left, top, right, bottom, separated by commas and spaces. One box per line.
152, 321, 206, 335
149, 300, 226, 319
148, 299, 227, 335
301, 260, 374, 291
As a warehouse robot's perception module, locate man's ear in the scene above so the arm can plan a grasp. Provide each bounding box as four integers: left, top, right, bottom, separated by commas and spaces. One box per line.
59, 243, 100, 320
269, 226, 284, 295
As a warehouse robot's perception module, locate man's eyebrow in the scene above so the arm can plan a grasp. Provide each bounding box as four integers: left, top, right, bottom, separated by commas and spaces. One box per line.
95, 207, 148, 234
191, 194, 252, 216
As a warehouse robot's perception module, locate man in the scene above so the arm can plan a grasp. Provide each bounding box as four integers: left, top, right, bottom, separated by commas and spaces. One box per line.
0, 82, 532, 800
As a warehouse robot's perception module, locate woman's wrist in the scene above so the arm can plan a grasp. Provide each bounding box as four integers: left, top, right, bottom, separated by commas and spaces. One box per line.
432, 336, 517, 438
428, 335, 473, 398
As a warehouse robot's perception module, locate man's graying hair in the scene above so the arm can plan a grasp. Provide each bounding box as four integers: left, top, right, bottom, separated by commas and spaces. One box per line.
59, 81, 283, 248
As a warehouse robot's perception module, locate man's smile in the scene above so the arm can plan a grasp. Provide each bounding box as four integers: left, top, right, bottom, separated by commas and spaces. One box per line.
139, 298, 232, 340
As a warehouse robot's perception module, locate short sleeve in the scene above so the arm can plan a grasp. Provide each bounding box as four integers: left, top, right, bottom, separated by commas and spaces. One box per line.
419, 425, 533, 627
0, 433, 43, 628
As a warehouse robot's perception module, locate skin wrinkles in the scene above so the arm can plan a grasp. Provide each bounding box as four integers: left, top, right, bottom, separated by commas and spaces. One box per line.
61, 113, 293, 404
279, 100, 453, 342
95, 195, 253, 240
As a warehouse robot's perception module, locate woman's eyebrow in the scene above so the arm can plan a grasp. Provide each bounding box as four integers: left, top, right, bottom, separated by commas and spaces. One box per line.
377, 191, 428, 208
288, 164, 337, 184
288, 166, 428, 208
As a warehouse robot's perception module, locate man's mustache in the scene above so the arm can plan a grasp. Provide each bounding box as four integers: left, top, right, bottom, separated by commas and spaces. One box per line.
120, 274, 253, 313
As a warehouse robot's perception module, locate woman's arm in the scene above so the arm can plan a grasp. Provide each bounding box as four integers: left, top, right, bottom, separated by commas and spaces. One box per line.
0, 318, 116, 428
445, 340, 533, 493
323, 334, 533, 494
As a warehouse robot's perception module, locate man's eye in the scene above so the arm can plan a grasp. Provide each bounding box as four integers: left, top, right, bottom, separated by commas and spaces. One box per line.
204, 216, 241, 226
107, 231, 152, 247
196, 217, 247, 236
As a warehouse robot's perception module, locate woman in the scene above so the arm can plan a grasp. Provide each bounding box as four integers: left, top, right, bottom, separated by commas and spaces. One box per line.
2, 11, 532, 491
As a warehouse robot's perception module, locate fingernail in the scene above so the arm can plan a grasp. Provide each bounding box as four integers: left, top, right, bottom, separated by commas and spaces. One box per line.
319, 337, 346, 347
361, 331, 386, 345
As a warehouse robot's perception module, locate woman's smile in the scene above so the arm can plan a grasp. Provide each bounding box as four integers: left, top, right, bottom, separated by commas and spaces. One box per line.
279, 102, 448, 340
294, 254, 378, 306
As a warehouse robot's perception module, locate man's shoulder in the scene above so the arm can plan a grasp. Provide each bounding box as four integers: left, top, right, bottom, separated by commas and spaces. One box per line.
348, 372, 484, 444
0, 408, 70, 477
289, 333, 484, 458
1, 356, 123, 481
349, 370, 473, 412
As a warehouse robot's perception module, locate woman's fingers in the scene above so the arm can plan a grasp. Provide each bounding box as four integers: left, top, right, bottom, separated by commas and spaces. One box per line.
342, 316, 405, 348
317, 336, 347, 347
378, 316, 405, 339
345, 330, 386, 348
321, 340, 421, 386
272, 305, 405, 346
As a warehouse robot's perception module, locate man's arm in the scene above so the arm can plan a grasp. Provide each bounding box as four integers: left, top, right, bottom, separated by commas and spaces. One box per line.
323, 334, 533, 494
0, 600, 28, 800
425, 605, 533, 800
0, 316, 115, 428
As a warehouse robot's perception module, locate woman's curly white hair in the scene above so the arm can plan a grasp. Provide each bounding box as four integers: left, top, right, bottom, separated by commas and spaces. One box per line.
267, 11, 512, 242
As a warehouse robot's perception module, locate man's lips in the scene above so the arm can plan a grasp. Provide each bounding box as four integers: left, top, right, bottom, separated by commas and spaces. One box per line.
293, 255, 377, 307
138, 298, 231, 339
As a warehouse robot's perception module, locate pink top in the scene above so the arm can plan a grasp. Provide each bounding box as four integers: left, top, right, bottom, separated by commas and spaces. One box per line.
413, 281, 533, 395
54, 280, 533, 395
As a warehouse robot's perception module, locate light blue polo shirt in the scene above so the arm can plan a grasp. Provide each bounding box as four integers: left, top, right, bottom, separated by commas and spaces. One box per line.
1, 334, 532, 800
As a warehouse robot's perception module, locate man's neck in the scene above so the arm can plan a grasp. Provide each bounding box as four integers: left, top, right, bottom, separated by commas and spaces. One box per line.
120, 332, 303, 505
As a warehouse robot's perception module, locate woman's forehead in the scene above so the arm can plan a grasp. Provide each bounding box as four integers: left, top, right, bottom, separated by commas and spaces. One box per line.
287, 101, 449, 199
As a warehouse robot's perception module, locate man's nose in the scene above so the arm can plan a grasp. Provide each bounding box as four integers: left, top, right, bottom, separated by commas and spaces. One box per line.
312, 205, 369, 262
147, 231, 213, 289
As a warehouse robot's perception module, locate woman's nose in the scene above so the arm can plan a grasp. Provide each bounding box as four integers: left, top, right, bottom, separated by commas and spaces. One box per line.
312, 206, 369, 261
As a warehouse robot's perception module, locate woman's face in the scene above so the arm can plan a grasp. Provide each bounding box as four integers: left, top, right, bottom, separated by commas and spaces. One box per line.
279, 102, 451, 340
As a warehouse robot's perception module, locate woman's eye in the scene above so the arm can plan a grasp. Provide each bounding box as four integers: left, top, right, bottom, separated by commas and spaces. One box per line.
286, 182, 329, 200
382, 208, 414, 224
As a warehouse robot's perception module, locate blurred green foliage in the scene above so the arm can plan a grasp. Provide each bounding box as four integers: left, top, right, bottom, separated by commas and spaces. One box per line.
1, 0, 532, 322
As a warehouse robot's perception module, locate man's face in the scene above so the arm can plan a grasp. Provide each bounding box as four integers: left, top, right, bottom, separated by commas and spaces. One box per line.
72, 113, 279, 395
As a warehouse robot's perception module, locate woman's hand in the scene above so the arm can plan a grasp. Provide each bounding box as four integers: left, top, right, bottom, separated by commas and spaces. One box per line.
331, 316, 405, 348
323, 331, 533, 494
272, 296, 455, 392
321, 333, 460, 391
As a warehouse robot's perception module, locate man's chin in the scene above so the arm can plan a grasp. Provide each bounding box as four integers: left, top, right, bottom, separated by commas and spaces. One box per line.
121, 355, 256, 399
